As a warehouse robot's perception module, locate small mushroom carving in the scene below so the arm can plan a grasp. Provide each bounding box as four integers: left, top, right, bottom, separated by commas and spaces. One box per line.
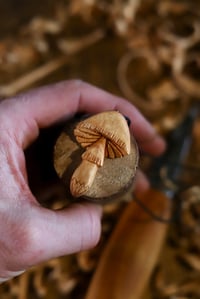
70, 111, 131, 197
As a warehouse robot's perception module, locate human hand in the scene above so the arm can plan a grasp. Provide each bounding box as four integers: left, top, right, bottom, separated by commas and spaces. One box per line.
0, 80, 165, 282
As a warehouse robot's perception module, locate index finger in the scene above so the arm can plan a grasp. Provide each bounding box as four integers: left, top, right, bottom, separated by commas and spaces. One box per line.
2, 80, 165, 155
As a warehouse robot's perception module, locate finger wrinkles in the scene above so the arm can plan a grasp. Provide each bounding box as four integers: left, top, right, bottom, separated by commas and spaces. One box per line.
74, 203, 102, 251
0, 201, 31, 270
0, 100, 39, 149
0, 139, 29, 201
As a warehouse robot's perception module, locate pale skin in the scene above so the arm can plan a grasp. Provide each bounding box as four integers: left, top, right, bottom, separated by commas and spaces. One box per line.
0, 80, 166, 282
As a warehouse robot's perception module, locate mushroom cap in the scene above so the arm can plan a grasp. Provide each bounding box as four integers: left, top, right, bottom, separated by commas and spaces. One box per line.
74, 111, 131, 158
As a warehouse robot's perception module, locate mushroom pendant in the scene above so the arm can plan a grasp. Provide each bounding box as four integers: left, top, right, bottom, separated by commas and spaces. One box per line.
70, 111, 131, 197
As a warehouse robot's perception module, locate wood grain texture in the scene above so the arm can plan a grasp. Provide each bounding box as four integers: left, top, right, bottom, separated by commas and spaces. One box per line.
85, 188, 171, 299
53, 115, 138, 202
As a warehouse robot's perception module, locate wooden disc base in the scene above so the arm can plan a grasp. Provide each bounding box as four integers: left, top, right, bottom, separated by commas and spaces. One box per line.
54, 117, 139, 203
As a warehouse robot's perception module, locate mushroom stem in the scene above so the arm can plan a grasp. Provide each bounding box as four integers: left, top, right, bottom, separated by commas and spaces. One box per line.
70, 160, 98, 197
70, 111, 132, 197
70, 137, 106, 197
82, 137, 106, 166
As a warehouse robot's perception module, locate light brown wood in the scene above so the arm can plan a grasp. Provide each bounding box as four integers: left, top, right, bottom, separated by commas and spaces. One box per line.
85, 188, 171, 299
53, 113, 139, 202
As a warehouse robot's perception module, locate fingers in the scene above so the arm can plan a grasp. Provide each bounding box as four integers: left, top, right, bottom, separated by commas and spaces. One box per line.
133, 169, 150, 194
0, 80, 165, 282
1, 201, 102, 277
1, 80, 165, 155
23, 202, 102, 267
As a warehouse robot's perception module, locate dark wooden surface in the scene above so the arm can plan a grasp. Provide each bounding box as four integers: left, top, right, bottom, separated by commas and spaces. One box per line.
0, 2, 200, 299
0, 0, 55, 37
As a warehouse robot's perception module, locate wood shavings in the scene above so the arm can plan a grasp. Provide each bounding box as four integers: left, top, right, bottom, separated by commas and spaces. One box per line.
111, 0, 141, 36
173, 53, 200, 98
147, 79, 179, 103
178, 252, 200, 271
0, 29, 104, 98
151, 185, 200, 298
57, 29, 105, 55
76, 250, 98, 272
0, 272, 31, 299
155, 272, 200, 298
158, 20, 200, 51
0, 56, 69, 97
117, 49, 164, 116
0, 39, 40, 72
25, 17, 62, 35
0, 1, 200, 298
181, 186, 200, 209
157, 19, 200, 99
157, 1, 190, 17
69, 0, 97, 22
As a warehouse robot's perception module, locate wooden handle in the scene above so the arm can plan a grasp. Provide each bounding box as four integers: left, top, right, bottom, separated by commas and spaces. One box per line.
85, 188, 171, 299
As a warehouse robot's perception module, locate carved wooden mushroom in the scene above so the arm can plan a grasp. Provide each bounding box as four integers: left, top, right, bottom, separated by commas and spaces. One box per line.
70, 111, 131, 197
54, 111, 138, 202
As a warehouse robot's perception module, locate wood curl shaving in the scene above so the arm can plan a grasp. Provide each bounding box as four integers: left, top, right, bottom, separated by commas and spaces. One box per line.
0, 1, 200, 298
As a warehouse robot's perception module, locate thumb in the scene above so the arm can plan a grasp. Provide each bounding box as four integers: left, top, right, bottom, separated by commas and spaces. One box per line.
5, 202, 102, 273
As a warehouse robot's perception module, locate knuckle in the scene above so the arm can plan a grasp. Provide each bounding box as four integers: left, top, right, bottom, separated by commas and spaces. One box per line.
79, 204, 102, 250
0, 205, 41, 269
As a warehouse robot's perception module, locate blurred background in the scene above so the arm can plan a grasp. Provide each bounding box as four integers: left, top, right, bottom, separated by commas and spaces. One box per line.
0, 0, 200, 298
